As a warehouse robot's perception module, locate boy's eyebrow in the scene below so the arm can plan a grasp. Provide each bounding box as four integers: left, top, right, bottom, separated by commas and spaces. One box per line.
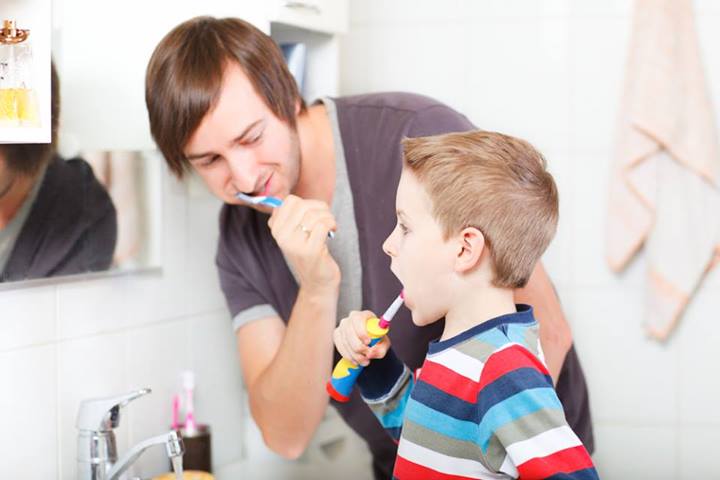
185, 119, 264, 161
396, 209, 409, 221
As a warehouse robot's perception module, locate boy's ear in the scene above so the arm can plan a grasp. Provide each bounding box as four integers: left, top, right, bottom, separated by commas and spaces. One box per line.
454, 227, 485, 273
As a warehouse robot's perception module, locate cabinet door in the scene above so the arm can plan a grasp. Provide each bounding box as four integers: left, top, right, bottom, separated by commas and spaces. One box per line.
54, 0, 269, 152
270, 0, 348, 35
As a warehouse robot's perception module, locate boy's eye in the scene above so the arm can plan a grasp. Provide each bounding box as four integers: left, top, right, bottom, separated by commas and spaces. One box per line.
399, 222, 409, 235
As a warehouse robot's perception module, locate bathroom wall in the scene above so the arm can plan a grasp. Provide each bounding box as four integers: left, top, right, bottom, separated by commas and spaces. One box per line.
0, 159, 248, 477
340, 1, 720, 478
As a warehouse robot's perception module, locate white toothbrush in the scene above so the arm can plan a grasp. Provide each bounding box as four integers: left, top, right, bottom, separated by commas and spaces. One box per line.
236, 192, 335, 238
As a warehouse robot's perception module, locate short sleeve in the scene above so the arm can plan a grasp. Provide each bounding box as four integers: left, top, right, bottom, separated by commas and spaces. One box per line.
216, 205, 280, 332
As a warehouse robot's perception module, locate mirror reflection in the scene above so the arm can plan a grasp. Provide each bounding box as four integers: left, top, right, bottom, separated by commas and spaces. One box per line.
0, 63, 162, 284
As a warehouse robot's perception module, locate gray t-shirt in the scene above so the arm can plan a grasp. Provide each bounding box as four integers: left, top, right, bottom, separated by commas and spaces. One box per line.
0, 170, 44, 273
216, 92, 593, 479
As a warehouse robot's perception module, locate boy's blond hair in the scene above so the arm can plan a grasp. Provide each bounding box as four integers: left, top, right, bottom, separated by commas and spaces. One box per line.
402, 130, 558, 288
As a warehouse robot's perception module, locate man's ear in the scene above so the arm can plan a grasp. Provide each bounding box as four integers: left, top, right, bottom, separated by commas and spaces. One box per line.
454, 227, 485, 273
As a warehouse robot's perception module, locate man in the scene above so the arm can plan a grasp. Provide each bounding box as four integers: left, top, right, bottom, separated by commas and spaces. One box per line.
146, 16, 593, 479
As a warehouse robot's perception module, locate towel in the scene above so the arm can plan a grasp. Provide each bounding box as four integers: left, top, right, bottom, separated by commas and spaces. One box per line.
607, 0, 720, 340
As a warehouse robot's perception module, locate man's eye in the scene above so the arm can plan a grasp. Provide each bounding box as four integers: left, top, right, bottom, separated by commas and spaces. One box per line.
244, 133, 263, 145
201, 155, 219, 167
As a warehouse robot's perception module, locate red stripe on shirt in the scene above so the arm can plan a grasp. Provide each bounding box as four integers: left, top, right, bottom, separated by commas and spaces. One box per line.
516, 445, 596, 479
478, 344, 550, 390
394, 456, 478, 480
418, 359, 481, 404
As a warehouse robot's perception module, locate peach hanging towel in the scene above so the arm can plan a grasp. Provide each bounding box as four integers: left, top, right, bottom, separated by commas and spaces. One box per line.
607, 0, 720, 340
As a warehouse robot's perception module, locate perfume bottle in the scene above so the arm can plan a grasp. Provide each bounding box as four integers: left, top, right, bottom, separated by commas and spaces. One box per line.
0, 19, 39, 127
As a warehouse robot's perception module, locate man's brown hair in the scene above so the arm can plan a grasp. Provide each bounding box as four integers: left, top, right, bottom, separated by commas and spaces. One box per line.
145, 16, 306, 178
1, 61, 60, 177
402, 130, 558, 289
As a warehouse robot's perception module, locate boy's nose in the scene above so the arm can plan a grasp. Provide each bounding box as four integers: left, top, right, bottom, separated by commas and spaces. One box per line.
382, 236, 396, 258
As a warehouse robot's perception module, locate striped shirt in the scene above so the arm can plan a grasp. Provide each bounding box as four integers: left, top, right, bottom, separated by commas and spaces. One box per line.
358, 305, 598, 479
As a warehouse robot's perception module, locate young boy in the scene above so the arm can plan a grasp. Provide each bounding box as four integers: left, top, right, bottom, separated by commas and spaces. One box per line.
333, 131, 598, 479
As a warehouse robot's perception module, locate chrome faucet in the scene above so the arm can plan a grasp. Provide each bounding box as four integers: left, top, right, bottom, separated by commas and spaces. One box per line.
76, 388, 184, 480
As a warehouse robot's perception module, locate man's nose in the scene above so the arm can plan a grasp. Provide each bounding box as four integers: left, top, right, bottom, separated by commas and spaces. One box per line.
227, 151, 261, 193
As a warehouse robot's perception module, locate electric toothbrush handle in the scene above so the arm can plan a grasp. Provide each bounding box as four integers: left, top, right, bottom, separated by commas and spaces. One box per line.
326, 316, 389, 403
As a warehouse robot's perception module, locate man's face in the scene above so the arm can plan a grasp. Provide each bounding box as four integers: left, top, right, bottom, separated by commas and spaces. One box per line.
184, 63, 301, 211
382, 169, 457, 326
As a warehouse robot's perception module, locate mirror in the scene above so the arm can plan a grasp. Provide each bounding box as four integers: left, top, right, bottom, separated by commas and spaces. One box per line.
0, 17, 163, 285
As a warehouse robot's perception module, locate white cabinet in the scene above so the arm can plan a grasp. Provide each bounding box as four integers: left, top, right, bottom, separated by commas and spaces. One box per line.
270, 0, 348, 34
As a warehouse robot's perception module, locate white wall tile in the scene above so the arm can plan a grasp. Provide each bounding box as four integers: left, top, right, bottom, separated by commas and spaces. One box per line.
592, 424, 677, 479
0, 345, 57, 478
349, 0, 473, 26
467, 18, 571, 153
542, 149, 575, 288
184, 197, 226, 315
569, 16, 630, 153
569, 0, 633, 18
0, 286, 56, 351
57, 333, 128, 480
674, 266, 720, 425
678, 426, 720, 478
188, 311, 245, 469
124, 320, 192, 478
340, 23, 472, 116
571, 287, 678, 426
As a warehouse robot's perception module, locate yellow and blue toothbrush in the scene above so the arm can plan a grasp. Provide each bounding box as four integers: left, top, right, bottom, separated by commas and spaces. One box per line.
327, 291, 405, 402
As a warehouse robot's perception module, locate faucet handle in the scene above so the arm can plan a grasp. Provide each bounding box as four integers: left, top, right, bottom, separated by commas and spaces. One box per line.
76, 388, 151, 432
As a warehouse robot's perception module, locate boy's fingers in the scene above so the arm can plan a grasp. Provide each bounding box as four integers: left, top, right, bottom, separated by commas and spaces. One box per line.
368, 336, 391, 359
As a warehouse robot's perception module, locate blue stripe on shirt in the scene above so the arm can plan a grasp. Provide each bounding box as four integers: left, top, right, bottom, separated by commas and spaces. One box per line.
411, 379, 479, 423
477, 366, 554, 420
403, 397, 479, 443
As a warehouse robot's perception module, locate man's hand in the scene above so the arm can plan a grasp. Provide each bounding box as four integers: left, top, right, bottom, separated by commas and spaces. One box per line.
268, 195, 340, 293
333, 310, 391, 367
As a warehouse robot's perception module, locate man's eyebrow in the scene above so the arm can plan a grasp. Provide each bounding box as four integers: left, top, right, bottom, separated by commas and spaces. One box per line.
185, 119, 264, 161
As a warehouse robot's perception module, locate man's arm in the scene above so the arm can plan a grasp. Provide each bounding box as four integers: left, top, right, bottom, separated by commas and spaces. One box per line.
236, 285, 338, 459
235, 195, 340, 459
514, 261, 572, 384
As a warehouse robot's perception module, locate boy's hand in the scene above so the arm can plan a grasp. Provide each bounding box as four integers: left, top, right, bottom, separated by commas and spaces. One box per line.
333, 310, 391, 367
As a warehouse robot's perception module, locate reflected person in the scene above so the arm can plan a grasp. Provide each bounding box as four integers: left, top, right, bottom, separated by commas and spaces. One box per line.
0, 63, 117, 282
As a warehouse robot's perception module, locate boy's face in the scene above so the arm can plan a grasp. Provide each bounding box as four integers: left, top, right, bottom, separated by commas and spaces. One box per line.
183, 63, 301, 211
383, 169, 457, 326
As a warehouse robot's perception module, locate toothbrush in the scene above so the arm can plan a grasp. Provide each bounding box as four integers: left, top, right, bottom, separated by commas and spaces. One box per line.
182, 370, 197, 434
235, 192, 283, 208
326, 291, 405, 403
171, 393, 180, 431
236, 192, 335, 239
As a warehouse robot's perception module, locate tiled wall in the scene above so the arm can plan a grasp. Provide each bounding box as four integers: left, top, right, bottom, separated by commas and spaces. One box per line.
340, 1, 720, 478
0, 161, 246, 478
0, 157, 371, 479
